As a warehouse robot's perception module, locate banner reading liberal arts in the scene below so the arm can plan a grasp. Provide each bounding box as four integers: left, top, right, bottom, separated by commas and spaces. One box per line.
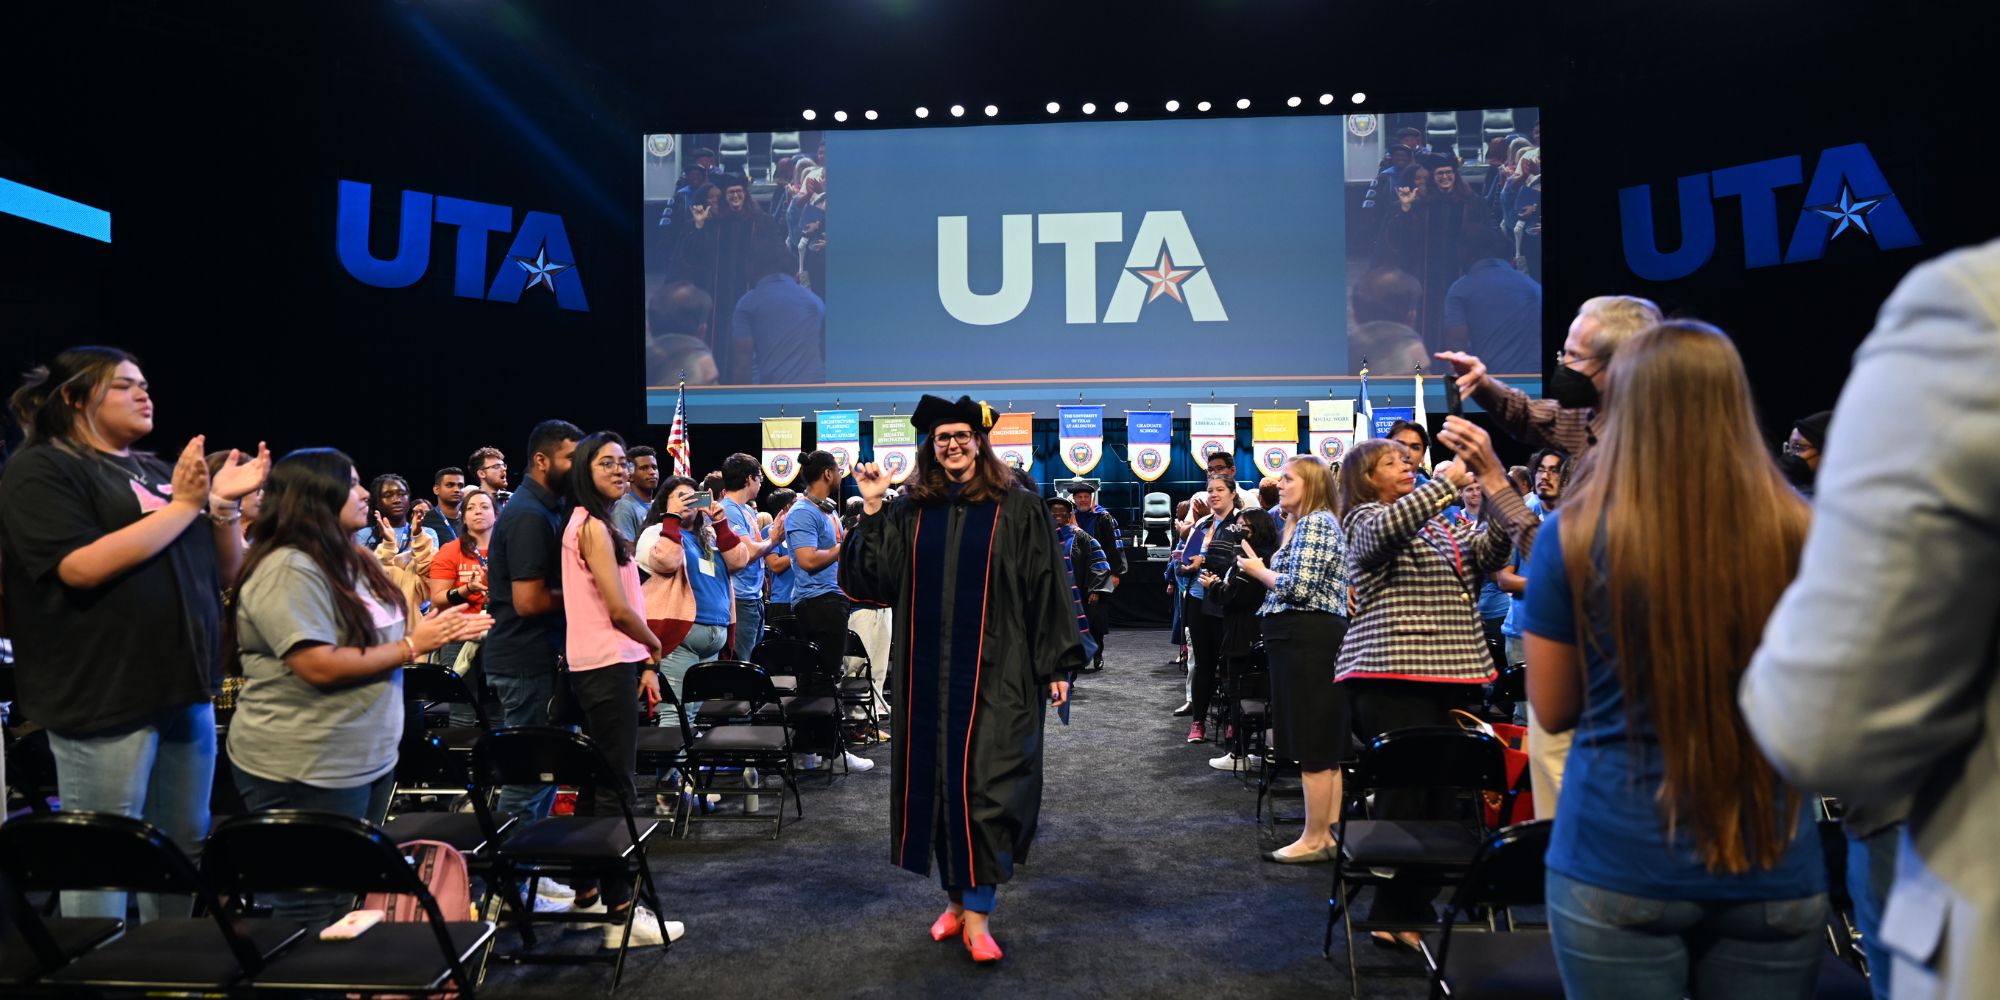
990, 412, 1035, 475
1189, 403, 1235, 465
761, 417, 803, 486
817, 409, 861, 479
1126, 411, 1173, 482
1058, 405, 1104, 476
1251, 409, 1299, 476
1309, 398, 1357, 464
872, 415, 917, 484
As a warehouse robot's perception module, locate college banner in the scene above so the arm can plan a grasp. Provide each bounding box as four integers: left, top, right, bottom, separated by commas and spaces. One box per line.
1125, 410, 1173, 482
817, 409, 861, 479
1251, 409, 1299, 477
990, 411, 1035, 474
1308, 398, 1358, 464
1370, 405, 1414, 440
760, 416, 804, 486
872, 414, 918, 484
1189, 403, 1236, 465
1058, 404, 1105, 476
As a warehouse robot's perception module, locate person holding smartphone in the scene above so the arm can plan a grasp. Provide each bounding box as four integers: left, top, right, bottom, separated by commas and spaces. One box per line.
636, 476, 741, 707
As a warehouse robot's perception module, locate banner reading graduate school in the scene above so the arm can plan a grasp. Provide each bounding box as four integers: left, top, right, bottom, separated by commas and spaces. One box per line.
1189, 403, 1236, 465
1251, 409, 1299, 476
761, 416, 803, 486
817, 409, 861, 479
990, 411, 1035, 475
1125, 410, 1173, 482
873, 414, 918, 484
1058, 404, 1104, 476
1308, 398, 1357, 464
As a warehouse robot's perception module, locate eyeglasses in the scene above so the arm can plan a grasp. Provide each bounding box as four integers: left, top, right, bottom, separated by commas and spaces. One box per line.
592, 458, 627, 471
1557, 348, 1598, 367
932, 431, 976, 446
479, 463, 507, 473
1781, 439, 1815, 457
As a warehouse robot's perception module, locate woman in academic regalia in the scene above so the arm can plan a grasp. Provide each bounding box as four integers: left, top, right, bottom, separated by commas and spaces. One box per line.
840, 394, 1085, 964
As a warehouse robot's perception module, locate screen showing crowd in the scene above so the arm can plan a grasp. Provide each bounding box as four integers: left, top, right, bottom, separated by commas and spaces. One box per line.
640, 109, 1541, 422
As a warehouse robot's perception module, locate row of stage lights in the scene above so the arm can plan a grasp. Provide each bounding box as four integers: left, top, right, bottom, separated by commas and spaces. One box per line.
800, 93, 1368, 123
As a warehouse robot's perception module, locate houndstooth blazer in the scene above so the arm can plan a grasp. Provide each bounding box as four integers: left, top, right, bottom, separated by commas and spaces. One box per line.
1336, 477, 1539, 683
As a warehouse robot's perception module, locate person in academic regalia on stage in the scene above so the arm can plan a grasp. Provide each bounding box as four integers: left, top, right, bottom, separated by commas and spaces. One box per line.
840, 394, 1085, 965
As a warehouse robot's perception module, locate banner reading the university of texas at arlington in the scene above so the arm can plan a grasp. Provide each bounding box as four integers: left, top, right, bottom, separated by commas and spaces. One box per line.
1058, 404, 1104, 476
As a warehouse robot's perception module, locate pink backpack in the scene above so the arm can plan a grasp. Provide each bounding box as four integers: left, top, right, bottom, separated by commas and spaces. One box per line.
363, 839, 473, 923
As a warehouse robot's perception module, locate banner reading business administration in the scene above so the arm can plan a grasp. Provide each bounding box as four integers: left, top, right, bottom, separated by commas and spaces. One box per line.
872, 414, 918, 484
761, 417, 803, 486
1125, 411, 1173, 482
1251, 409, 1299, 476
1058, 405, 1104, 476
1189, 403, 1235, 465
817, 409, 861, 479
990, 412, 1035, 475
1308, 399, 1357, 464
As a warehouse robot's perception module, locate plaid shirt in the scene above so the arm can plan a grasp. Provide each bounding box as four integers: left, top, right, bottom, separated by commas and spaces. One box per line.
1257, 509, 1349, 616
1336, 477, 1538, 683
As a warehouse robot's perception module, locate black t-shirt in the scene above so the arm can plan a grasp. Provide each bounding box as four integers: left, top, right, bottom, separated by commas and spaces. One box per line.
418, 508, 458, 545
483, 476, 564, 668
0, 444, 221, 736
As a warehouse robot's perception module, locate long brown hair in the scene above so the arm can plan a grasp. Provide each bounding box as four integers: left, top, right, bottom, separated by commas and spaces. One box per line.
1335, 438, 1410, 517
1559, 319, 1811, 873
235, 449, 402, 649
902, 429, 1018, 504
1279, 455, 1338, 545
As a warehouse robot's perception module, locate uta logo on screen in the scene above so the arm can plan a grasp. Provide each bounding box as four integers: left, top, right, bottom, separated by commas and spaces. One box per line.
937, 211, 1228, 325
334, 180, 589, 312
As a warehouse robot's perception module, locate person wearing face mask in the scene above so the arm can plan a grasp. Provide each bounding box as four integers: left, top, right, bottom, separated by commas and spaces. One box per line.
1780, 410, 1831, 499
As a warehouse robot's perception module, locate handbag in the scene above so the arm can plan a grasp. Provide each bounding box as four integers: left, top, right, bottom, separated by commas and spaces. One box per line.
1448, 708, 1535, 826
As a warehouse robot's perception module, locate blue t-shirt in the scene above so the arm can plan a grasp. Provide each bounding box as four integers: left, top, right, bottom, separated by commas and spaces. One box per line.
769, 533, 796, 605
1500, 494, 1547, 638
785, 497, 842, 601
1444, 258, 1543, 377
719, 497, 763, 599
1523, 510, 1824, 901
680, 530, 733, 627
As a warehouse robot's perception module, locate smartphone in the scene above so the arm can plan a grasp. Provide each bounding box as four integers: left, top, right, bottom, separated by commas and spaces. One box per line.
320, 909, 384, 941
688, 493, 712, 509
1444, 375, 1464, 417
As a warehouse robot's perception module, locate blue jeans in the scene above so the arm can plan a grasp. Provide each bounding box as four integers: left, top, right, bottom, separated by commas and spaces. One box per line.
230, 765, 395, 929
660, 623, 729, 723
733, 597, 763, 662
484, 652, 557, 820
1848, 825, 1900, 1000
47, 702, 216, 922
1546, 870, 1827, 1000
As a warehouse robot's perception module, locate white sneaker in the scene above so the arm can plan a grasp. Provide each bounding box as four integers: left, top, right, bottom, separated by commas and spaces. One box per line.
524, 892, 570, 913
843, 751, 875, 773
533, 879, 576, 900
1209, 752, 1263, 772
605, 905, 684, 947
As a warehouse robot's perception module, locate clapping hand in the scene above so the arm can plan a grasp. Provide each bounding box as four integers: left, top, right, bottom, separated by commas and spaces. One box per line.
170, 436, 210, 511
209, 441, 270, 504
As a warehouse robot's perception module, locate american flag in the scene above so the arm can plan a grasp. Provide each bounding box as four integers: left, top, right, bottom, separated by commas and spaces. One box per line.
665, 379, 691, 477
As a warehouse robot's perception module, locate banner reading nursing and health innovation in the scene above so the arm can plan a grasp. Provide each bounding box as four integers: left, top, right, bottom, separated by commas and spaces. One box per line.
1189, 403, 1235, 465
990, 411, 1036, 474
817, 409, 861, 479
1058, 404, 1105, 476
1251, 409, 1299, 476
1308, 398, 1358, 464
1125, 411, 1173, 482
761, 416, 803, 486
872, 414, 918, 484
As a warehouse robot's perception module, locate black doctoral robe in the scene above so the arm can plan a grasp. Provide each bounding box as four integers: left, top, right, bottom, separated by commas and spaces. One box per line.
840, 487, 1087, 886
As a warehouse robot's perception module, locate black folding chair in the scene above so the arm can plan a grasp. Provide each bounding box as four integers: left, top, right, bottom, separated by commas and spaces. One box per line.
383, 730, 510, 856
403, 664, 490, 753
1323, 727, 1510, 998
676, 662, 803, 837
470, 727, 669, 994
0, 869, 122, 986
838, 629, 882, 736
751, 636, 820, 696
1419, 819, 1561, 1000
204, 811, 497, 997
0, 811, 303, 992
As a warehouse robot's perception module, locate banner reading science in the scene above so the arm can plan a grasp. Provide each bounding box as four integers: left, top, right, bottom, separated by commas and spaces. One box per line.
761, 416, 803, 486
990, 412, 1035, 474
873, 414, 918, 484
817, 409, 861, 479
1251, 409, 1299, 476
1126, 411, 1173, 482
1058, 405, 1104, 476
1189, 403, 1235, 464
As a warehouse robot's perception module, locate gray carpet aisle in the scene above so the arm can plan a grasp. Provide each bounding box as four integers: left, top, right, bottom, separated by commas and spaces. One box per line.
484, 629, 1422, 999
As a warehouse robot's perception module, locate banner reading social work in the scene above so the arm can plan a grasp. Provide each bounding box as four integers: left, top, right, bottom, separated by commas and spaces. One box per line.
872, 414, 918, 484
761, 417, 804, 486
990, 411, 1036, 475
1189, 403, 1236, 466
1125, 411, 1173, 482
1058, 405, 1105, 476
1370, 406, 1414, 441
817, 409, 861, 479
1308, 398, 1358, 465
1251, 409, 1299, 477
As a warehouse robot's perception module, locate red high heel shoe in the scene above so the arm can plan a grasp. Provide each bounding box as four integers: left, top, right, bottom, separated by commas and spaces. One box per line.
929, 909, 964, 941
962, 928, 1004, 963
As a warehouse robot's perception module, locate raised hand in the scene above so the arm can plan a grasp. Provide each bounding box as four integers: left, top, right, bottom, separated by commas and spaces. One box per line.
1433, 351, 1489, 399
1433, 459, 1476, 489
1396, 186, 1419, 211
170, 436, 209, 511
853, 462, 888, 502
209, 441, 270, 503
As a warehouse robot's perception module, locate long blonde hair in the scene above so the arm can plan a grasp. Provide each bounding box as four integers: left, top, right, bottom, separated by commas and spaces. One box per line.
1279, 454, 1338, 547
1559, 319, 1811, 873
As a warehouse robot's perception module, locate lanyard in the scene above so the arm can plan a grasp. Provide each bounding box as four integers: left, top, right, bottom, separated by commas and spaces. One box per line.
1423, 522, 1464, 580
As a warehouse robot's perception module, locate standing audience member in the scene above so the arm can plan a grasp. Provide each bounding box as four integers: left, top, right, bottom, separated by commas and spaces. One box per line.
428, 487, 495, 705
424, 468, 464, 544
1530, 320, 1826, 998
1198, 505, 1278, 750
1179, 475, 1244, 743
716, 453, 773, 661
355, 474, 438, 553
468, 446, 513, 508
228, 448, 486, 928
636, 476, 738, 706
1743, 239, 2000, 1000
1067, 482, 1126, 671
786, 451, 850, 682
207, 449, 265, 543
611, 446, 659, 544
1165, 500, 1196, 670
1387, 419, 1432, 477
1460, 482, 1512, 675
763, 487, 799, 619
0, 346, 267, 923
1778, 411, 1831, 498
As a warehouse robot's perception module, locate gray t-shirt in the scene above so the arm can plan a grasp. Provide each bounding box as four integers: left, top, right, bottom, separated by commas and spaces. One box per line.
228, 547, 406, 788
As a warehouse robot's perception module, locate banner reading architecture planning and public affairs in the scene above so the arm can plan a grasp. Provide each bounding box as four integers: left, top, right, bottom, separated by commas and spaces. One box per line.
817, 409, 861, 479
1189, 403, 1236, 465
1251, 409, 1299, 476
990, 411, 1036, 475
761, 416, 803, 486
1125, 411, 1173, 482
1058, 404, 1105, 476
1308, 398, 1358, 464
872, 414, 918, 484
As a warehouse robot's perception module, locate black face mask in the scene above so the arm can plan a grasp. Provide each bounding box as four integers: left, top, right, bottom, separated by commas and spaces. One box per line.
1778, 452, 1815, 491
1547, 364, 1600, 410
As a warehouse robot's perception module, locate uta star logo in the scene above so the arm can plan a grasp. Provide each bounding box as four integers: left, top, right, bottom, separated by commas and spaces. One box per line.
513, 244, 572, 292
1809, 184, 1881, 241
1130, 249, 1200, 305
